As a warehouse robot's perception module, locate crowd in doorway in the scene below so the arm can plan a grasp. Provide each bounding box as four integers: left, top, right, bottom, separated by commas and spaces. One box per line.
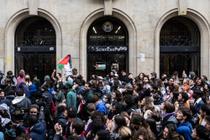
0, 68, 210, 140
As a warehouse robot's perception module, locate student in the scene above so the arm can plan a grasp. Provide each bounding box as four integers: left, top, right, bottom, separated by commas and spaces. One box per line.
176, 107, 193, 140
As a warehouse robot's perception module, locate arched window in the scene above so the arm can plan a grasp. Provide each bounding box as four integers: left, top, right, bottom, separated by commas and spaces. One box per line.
15, 16, 56, 79
160, 17, 200, 77
87, 16, 128, 78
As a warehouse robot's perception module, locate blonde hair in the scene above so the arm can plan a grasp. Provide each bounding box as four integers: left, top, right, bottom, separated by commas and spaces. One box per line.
118, 126, 132, 140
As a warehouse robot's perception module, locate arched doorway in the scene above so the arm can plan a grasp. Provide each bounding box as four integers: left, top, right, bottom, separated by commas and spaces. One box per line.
15, 16, 56, 80
160, 16, 200, 77
87, 16, 128, 79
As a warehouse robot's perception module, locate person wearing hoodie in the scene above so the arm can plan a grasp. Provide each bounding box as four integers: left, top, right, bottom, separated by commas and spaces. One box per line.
176, 107, 193, 140
0, 103, 11, 127
11, 89, 31, 122
66, 80, 77, 111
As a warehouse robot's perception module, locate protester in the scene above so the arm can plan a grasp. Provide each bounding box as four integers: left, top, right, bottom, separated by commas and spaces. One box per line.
0, 69, 209, 140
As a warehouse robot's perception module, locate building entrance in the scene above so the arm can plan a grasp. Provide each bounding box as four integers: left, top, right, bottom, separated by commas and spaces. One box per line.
160, 17, 200, 77
87, 17, 128, 79
15, 16, 56, 80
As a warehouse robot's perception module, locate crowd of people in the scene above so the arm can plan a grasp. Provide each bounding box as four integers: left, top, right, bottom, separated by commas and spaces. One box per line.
0, 68, 210, 140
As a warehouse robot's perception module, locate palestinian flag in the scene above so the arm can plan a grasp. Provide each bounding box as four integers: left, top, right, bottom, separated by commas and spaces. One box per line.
58, 54, 72, 76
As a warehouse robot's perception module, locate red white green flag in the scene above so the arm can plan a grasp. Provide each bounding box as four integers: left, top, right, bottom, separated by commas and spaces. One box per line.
58, 54, 72, 76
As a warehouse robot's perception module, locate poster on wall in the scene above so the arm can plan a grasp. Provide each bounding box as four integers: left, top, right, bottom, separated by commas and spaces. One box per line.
0, 58, 3, 73
139, 53, 145, 62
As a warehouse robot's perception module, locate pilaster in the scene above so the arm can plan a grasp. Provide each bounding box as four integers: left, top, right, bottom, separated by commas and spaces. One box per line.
104, 0, 112, 15
28, 0, 39, 15
178, 0, 187, 15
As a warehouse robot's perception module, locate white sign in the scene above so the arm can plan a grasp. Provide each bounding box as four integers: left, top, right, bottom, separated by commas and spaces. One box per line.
0, 58, 4, 72
139, 53, 145, 62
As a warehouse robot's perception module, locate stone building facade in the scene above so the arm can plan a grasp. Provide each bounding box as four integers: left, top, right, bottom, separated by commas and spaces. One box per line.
0, 0, 209, 79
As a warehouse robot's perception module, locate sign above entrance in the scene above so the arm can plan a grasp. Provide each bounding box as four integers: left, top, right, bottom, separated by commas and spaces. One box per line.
16, 46, 55, 53
88, 45, 128, 52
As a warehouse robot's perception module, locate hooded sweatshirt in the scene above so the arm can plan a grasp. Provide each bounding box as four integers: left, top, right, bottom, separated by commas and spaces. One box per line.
176, 121, 192, 140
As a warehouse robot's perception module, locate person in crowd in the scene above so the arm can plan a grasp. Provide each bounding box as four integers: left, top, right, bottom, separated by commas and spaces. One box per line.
102, 94, 111, 112
150, 72, 159, 86
28, 104, 46, 140
94, 130, 111, 140
54, 86, 65, 106
84, 103, 96, 130
198, 104, 210, 126
135, 72, 145, 82
55, 104, 68, 134
176, 107, 193, 140
65, 109, 82, 138
191, 88, 205, 124
72, 68, 79, 80
143, 75, 151, 90
120, 70, 129, 84
182, 78, 190, 93
192, 125, 210, 140
132, 127, 149, 140
66, 80, 77, 111
162, 101, 178, 128
0, 89, 9, 105
70, 119, 86, 140
25, 75, 38, 99
2, 68, 210, 140
129, 112, 156, 140
1, 71, 17, 87
16, 69, 25, 86
85, 111, 106, 140
117, 126, 132, 140
11, 88, 31, 122
109, 114, 127, 139
178, 92, 190, 109
160, 123, 184, 140
172, 71, 180, 85
93, 93, 107, 115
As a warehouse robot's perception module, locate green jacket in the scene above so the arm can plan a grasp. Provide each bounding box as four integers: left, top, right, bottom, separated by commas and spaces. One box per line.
66, 89, 77, 110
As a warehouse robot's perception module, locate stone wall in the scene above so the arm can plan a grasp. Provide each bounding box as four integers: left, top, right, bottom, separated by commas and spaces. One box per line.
0, 0, 210, 78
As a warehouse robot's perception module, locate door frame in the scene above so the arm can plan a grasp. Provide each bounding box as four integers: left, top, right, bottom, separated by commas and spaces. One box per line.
4, 9, 62, 74
155, 9, 210, 78
80, 8, 137, 80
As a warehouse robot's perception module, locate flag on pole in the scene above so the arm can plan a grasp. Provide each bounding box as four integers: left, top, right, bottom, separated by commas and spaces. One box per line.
58, 54, 72, 76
